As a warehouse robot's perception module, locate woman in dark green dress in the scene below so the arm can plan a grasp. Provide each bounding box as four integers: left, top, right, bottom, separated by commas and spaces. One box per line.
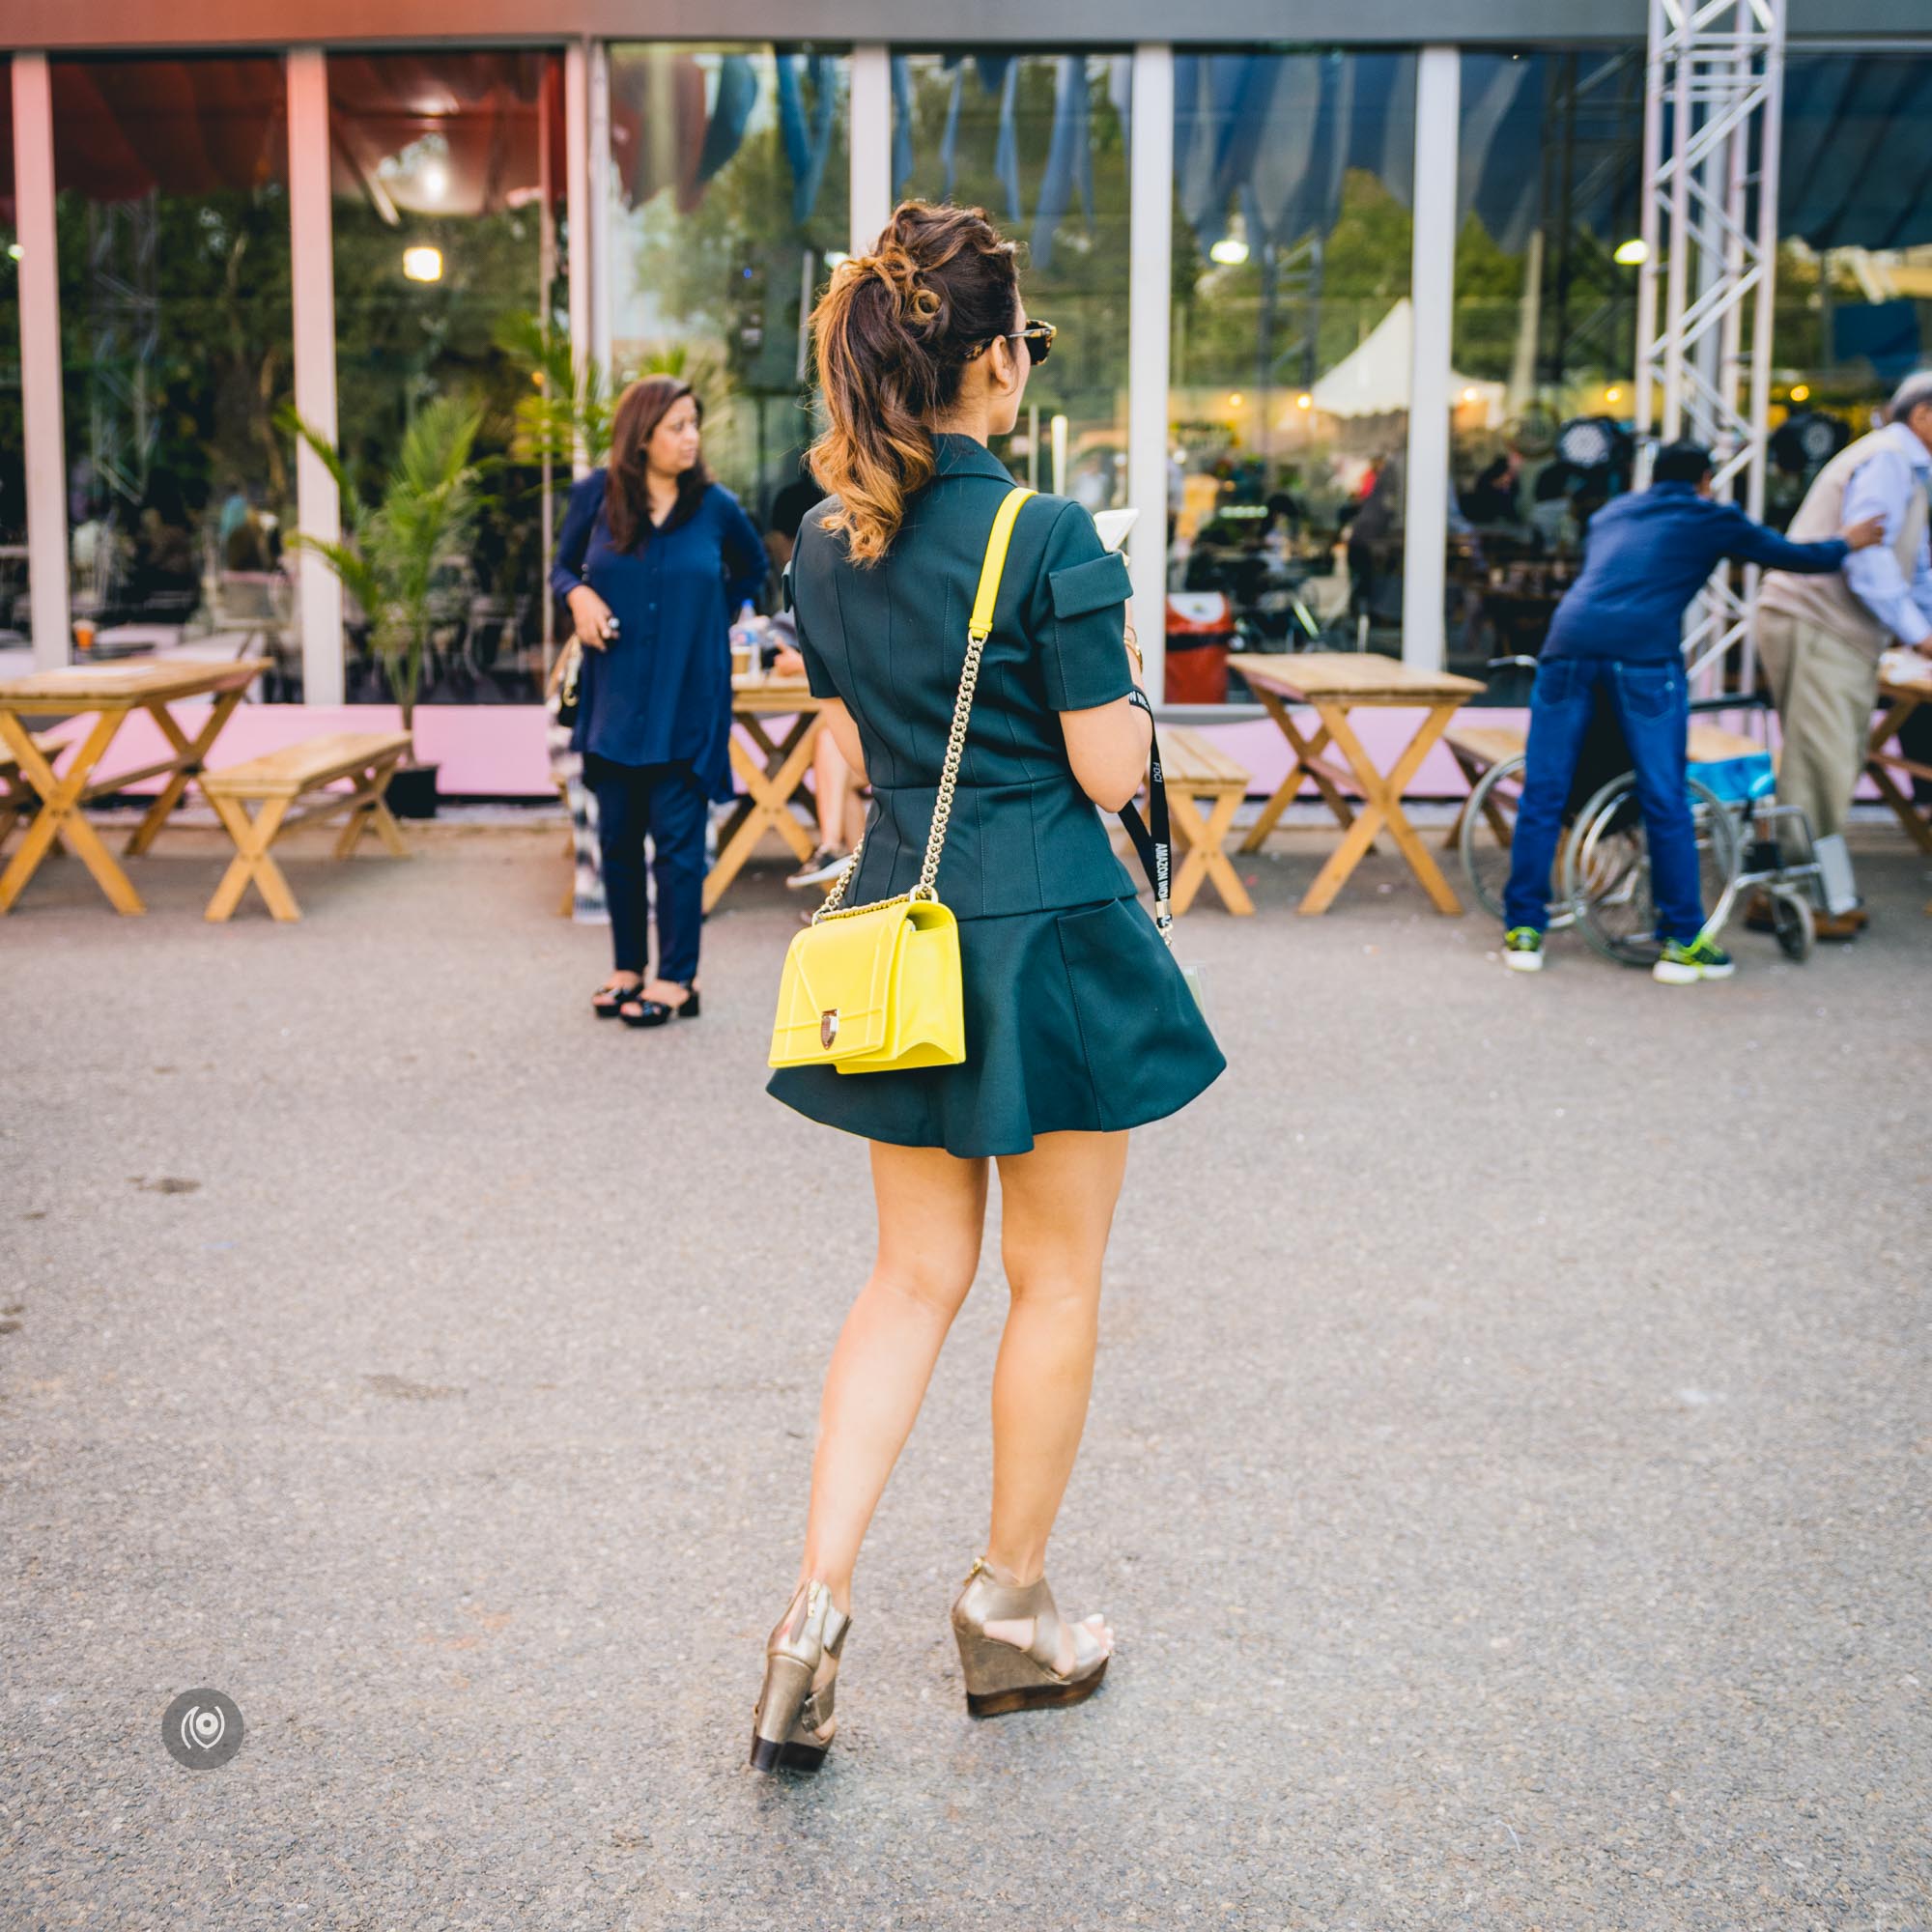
749, 203, 1224, 1774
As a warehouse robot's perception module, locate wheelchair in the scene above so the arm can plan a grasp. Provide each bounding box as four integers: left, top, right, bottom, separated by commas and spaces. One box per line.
1457, 658, 1841, 968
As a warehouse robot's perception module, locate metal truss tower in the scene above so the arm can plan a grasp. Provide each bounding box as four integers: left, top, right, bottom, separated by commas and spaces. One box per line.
1634, 0, 1787, 687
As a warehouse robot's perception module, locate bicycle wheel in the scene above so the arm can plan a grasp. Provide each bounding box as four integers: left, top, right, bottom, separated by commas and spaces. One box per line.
1457, 753, 1577, 930
1563, 774, 1742, 967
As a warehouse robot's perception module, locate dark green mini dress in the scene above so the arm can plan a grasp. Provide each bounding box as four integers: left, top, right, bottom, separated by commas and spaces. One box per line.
765, 433, 1226, 1158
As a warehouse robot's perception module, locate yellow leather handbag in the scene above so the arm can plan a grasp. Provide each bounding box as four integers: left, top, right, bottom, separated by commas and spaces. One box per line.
768, 485, 1035, 1076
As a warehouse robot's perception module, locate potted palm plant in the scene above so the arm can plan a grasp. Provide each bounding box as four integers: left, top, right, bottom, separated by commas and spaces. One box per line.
281, 397, 485, 816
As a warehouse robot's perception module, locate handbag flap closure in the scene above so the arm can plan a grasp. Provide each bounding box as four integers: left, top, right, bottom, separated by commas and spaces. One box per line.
770, 900, 917, 1064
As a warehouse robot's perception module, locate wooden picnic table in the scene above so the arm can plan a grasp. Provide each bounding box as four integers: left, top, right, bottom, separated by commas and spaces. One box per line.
1229, 651, 1484, 915
703, 673, 825, 912
1867, 668, 1932, 860
0, 656, 268, 915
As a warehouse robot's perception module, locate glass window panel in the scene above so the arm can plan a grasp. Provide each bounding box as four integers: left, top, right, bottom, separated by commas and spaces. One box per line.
605, 43, 849, 565
891, 51, 1132, 515
1449, 49, 1644, 676
330, 49, 566, 706
0, 62, 25, 655
1769, 53, 1932, 528
51, 55, 294, 683
1169, 50, 1416, 698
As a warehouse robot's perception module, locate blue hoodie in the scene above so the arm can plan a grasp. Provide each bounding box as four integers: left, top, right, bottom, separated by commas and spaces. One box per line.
1544, 480, 1849, 664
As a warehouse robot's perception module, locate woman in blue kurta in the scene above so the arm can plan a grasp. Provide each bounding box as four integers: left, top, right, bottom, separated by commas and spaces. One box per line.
550, 379, 766, 1027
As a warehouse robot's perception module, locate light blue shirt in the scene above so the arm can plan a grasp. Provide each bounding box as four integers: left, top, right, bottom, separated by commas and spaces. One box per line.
1841, 419, 1932, 646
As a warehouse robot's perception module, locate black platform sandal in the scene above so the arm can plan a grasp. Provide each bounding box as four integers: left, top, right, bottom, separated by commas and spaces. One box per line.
620, 980, 700, 1029
591, 975, 642, 1018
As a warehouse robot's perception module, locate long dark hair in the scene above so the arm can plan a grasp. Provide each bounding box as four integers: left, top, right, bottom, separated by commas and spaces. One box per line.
605, 377, 711, 553
809, 201, 1021, 565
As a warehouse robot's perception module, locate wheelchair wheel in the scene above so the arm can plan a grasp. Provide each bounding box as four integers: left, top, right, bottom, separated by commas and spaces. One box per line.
1771, 888, 1815, 963
1457, 753, 1577, 930
1562, 773, 1741, 967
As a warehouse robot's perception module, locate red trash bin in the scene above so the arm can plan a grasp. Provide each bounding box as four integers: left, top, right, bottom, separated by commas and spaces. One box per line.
1164, 592, 1234, 703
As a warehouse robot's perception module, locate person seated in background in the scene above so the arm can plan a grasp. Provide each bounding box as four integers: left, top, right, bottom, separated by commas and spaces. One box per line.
1499, 439, 1883, 984
764, 459, 861, 893
222, 506, 272, 574
1462, 449, 1522, 527
763, 452, 823, 580
770, 606, 863, 893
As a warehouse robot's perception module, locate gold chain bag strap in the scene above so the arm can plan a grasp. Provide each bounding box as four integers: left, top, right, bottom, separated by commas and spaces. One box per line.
768, 485, 1036, 1076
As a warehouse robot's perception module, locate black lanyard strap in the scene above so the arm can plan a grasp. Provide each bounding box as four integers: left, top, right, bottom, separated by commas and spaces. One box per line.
1116, 688, 1173, 947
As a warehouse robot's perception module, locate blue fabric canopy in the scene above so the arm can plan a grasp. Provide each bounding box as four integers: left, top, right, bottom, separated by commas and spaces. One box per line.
1780, 55, 1932, 252
775, 51, 838, 225
1173, 51, 1415, 258
1452, 49, 1932, 260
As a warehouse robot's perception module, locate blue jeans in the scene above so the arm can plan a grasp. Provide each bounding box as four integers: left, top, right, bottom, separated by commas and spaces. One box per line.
586, 753, 708, 982
1502, 655, 1705, 942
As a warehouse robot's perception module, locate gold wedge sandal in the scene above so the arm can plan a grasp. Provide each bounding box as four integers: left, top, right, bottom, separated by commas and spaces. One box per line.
749, 1577, 851, 1774
950, 1554, 1111, 1718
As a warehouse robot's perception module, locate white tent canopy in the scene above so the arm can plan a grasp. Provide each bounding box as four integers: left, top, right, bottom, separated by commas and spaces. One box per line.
1311, 298, 1503, 423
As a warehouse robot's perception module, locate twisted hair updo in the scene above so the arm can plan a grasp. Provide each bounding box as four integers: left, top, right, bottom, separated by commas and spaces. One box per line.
808, 201, 1021, 565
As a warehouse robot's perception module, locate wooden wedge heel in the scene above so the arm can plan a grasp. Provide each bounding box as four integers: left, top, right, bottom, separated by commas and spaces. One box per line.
949, 1554, 1111, 1718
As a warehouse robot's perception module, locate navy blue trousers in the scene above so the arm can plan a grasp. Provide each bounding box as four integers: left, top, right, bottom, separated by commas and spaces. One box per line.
1502, 655, 1706, 943
585, 753, 707, 982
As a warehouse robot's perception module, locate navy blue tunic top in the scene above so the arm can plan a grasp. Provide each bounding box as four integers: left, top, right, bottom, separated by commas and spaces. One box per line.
549, 469, 767, 801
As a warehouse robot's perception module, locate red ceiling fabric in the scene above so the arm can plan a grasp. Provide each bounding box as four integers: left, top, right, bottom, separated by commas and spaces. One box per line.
48, 57, 285, 202
36, 51, 559, 218
327, 51, 558, 220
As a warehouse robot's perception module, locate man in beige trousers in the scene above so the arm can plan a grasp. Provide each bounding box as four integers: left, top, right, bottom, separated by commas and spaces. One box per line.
1756, 371, 1932, 936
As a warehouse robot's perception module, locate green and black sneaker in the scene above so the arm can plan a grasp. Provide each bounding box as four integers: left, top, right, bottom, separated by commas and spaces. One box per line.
1653, 934, 1735, 984
1502, 926, 1545, 973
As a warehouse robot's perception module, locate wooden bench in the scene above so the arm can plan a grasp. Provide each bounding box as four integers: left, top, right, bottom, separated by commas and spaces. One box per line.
200, 731, 412, 923
1443, 719, 1771, 850
1159, 726, 1254, 916
1441, 723, 1528, 849
1686, 724, 1768, 765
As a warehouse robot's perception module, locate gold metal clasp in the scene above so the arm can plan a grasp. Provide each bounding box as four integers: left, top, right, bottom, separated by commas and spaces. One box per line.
820, 1009, 839, 1049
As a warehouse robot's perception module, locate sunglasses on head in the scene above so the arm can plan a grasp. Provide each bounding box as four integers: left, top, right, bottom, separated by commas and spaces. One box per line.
981, 320, 1056, 367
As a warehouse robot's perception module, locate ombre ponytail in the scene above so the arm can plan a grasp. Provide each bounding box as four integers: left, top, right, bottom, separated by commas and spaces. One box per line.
808, 201, 1020, 565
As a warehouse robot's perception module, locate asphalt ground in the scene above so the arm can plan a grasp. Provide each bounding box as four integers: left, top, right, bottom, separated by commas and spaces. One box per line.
3, 813, 1928, 1930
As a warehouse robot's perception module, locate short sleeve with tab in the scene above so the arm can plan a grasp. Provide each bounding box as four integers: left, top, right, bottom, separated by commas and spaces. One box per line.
1027, 500, 1136, 712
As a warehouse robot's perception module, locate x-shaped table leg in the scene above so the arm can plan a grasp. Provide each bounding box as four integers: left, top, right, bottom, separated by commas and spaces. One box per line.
1239, 686, 1360, 853
703, 711, 822, 912
1168, 786, 1254, 915
0, 708, 145, 914
1296, 701, 1466, 916
1866, 693, 1932, 856
124, 688, 248, 856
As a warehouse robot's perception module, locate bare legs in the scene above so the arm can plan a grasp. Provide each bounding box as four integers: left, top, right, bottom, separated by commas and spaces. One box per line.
791, 1128, 1129, 1678
980, 1130, 1127, 1669
792, 1144, 988, 1615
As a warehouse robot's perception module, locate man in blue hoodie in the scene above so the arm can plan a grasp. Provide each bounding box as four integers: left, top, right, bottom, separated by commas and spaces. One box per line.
1501, 440, 1883, 983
